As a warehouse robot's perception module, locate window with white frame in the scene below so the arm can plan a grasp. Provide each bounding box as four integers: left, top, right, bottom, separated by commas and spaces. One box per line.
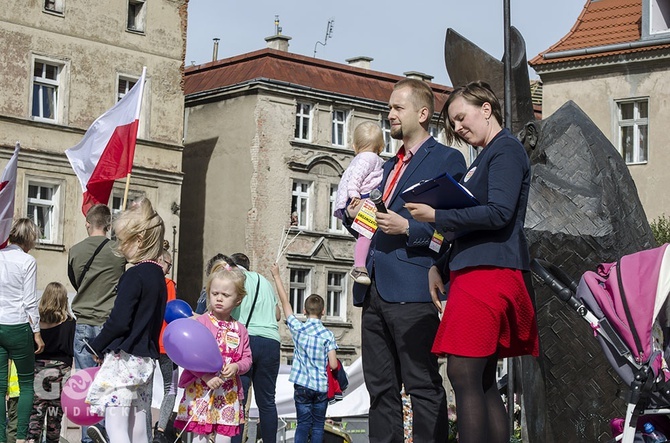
326, 271, 346, 320
382, 119, 394, 155
111, 190, 144, 215
617, 99, 648, 164
329, 185, 346, 233
332, 110, 347, 146
117, 74, 147, 138
295, 103, 312, 141
127, 0, 147, 32
44, 0, 64, 13
27, 182, 59, 243
289, 268, 310, 315
291, 180, 311, 229
32, 60, 62, 122
117, 76, 137, 102
650, 0, 670, 34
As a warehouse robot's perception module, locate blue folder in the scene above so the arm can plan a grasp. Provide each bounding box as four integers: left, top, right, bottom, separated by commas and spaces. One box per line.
400, 172, 479, 209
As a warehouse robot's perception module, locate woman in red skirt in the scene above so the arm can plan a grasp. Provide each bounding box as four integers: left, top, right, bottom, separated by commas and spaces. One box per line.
406, 81, 539, 443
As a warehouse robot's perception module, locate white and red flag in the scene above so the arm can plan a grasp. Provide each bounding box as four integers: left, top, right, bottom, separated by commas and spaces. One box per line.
0, 142, 20, 249
66, 68, 146, 215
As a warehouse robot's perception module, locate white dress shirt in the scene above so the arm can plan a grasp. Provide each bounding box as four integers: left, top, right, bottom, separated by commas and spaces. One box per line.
0, 244, 39, 332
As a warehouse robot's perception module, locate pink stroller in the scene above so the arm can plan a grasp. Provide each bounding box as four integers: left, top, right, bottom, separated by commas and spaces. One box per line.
532, 243, 670, 442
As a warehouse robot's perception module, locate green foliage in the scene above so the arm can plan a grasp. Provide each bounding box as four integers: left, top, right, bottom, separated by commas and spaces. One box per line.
650, 214, 670, 246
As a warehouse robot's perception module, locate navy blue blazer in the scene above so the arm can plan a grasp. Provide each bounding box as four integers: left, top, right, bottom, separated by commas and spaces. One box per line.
350, 136, 466, 306
434, 129, 531, 274
90, 262, 167, 359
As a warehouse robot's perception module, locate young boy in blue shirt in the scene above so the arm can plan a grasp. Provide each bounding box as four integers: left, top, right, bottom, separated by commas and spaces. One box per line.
271, 264, 338, 443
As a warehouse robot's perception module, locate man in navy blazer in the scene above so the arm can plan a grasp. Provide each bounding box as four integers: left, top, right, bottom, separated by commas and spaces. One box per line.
344, 79, 466, 443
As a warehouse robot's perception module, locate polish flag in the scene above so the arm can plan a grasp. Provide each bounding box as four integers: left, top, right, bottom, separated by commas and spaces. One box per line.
66, 68, 146, 215
0, 142, 20, 249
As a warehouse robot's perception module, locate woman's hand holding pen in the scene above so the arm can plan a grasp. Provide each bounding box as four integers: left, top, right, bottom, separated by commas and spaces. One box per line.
405, 203, 436, 223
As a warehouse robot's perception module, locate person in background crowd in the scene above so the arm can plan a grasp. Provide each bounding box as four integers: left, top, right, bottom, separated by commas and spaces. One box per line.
26, 282, 75, 443
270, 264, 338, 443
68, 204, 125, 443
6, 361, 20, 443
230, 252, 281, 443
152, 246, 178, 443
0, 218, 44, 443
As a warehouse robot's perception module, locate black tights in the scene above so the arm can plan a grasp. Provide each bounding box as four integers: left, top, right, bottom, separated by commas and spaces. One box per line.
447, 354, 508, 443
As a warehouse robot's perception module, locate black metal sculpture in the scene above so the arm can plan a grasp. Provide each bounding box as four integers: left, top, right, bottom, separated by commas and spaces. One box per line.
444, 28, 655, 442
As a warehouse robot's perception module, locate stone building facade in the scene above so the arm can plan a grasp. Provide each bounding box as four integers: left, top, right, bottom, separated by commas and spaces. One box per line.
179, 35, 465, 363
529, 0, 670, 220
0, 0, 186, 290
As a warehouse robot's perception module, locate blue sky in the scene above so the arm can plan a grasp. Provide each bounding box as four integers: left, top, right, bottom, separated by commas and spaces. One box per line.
185, 0, 586, 86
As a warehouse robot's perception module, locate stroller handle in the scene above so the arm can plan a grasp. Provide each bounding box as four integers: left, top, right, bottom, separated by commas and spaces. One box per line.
530, 258, 583, 312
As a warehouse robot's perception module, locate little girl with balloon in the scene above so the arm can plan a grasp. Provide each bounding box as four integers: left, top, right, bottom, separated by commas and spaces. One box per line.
172, 262, 252, 443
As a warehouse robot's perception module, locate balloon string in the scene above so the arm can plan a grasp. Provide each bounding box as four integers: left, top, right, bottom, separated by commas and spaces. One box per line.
174, 388, 213, 443
275, 226, 291, 263
278, 230, 301, 261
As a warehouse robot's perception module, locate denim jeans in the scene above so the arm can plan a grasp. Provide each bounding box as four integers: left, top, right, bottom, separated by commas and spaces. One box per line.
232, 336, 280, 443
73, 324, 104, 443
293, 384, 328, 443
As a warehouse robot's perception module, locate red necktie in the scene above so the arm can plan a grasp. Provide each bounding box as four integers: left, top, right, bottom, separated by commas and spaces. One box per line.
382, 148, 406, 202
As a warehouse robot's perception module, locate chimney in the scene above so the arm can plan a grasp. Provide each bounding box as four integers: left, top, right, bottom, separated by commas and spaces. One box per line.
346, 56, 373, 69
403, 71, 434, 82
212, 38, 220, 62
265, 34, 291, 52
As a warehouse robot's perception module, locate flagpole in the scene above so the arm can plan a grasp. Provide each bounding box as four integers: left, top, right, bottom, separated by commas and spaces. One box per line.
120, 67, 146, 211
122, 172, 132, 210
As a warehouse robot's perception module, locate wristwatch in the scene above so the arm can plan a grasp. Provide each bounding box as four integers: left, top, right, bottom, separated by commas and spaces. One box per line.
405, 224, 410, 237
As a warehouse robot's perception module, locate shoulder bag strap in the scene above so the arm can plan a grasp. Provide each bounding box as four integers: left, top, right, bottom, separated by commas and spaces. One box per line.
244, 276, 261, 329
76, 238, 110, 290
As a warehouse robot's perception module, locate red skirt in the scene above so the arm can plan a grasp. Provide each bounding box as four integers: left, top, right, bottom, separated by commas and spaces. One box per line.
432, 266, 540, 358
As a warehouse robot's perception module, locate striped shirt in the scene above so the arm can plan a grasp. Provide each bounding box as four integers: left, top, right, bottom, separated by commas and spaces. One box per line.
286, 316, 337, 392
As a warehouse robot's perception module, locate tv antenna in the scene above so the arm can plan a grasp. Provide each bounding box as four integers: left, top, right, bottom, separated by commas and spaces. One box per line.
313, 19, 334, 58
274, 15, 282, 35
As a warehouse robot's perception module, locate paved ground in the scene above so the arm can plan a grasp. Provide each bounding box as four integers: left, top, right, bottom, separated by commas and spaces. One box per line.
61, 408, 160, 443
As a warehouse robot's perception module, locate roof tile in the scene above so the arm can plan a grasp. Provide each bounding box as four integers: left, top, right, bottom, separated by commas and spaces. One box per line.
184, 48, 452, 111
529, 0, 670, 67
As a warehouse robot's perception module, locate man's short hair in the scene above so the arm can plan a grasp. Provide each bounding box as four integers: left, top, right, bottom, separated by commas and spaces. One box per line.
304, 294, 325, 317
86, 204, 112, 231
230, 253, 250, 270
394, 78, 435, 117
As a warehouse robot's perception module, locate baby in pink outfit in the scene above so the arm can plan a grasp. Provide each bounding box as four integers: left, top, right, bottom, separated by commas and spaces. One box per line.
333, 122, 385, 285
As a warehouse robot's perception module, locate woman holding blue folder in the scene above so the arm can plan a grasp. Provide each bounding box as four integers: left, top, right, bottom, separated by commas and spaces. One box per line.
405, 81, 539, 443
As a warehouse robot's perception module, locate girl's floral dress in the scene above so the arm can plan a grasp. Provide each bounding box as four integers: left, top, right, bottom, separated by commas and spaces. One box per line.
173, 314, 252, 436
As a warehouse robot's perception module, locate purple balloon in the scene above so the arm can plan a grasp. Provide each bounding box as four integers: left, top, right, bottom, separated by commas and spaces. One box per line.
163, 318, 223, 373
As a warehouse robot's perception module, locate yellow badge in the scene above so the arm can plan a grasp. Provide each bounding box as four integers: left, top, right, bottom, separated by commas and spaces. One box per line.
429, 230, 444, 253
